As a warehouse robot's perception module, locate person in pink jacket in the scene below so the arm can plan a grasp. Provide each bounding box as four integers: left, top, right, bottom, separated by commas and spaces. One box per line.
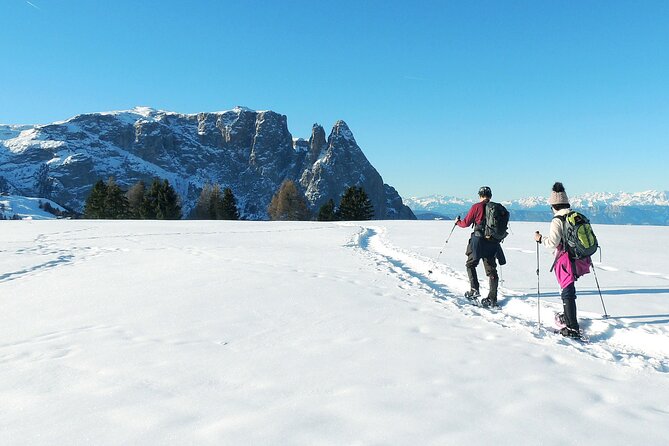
534, 182, 582, 338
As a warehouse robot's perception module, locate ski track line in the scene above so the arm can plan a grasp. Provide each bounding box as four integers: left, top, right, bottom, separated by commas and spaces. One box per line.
0, 230, 122, 285
592, 263, 619, 272
349, 225, 669, 374
0, 224, 337, 285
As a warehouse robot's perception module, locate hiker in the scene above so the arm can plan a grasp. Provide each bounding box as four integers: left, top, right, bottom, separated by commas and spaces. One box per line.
456, 186, 506, 307
534, 182, 591, 338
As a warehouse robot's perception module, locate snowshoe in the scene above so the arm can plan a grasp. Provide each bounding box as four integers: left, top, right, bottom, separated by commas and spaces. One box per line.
558, 327, 581, 339
480, 297, 499, 308
464, 290, 481, 301
464, 290, 481, 306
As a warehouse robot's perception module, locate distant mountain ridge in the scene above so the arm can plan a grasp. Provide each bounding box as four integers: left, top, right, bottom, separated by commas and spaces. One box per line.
0, 106, 415, 220
406, 191, 669, 225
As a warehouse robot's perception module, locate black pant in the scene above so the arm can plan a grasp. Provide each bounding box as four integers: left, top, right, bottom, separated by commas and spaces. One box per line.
465, 239, 498, 300
561, 283, 579, 331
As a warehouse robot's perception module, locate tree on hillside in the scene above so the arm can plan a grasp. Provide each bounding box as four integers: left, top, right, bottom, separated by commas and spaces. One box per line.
142, 178, 182, 220
219, 187, 240, 220
191, 184, 240, 220
84, 179, 108, 219
338, 186, 374, 221
104, 177, 129, 219
317, 199, 337, 221
267, 180, 311, 221
84, 177, 130, 219
126, 180, 146, 219
208, 184, 223, 219
192, 183, 214, 219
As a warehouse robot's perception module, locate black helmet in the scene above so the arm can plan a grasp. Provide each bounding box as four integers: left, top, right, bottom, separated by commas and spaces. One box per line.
478, 186, 492, 198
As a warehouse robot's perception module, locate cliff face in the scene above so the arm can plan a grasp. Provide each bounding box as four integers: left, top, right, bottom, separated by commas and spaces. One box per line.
0, 107, 415, 220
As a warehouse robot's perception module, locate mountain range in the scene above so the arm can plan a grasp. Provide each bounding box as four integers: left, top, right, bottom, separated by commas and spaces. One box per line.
0, 106, 415, 220
405, 191, 669, 225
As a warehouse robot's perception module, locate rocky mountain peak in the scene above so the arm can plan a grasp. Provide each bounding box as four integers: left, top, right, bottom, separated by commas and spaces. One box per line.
308, 124, 327, 162
0, 107, 415, 220
329, 120, 356, 145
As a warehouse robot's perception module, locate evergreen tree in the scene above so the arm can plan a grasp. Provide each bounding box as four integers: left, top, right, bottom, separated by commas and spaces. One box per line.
220, 187, 240, 220
104, 177, 129, 219
338, 186, 374, 221
268, 180, 311, 221
191, 184, 239, 220
84, 180, 108, 219
126, 181, 146, 219
143, 179, 182, 220
192, 183, 214, 219
317, 199, 337, 221
209, 184, 223, 219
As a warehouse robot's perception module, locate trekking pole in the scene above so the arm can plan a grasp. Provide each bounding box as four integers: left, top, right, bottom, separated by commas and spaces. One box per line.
535, 232, 541, 327
591, 266, 610, 319
428, 221, 458, 274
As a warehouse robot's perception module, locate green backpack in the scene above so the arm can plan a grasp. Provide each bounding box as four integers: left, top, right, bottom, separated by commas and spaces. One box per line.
554, 211, 598, 259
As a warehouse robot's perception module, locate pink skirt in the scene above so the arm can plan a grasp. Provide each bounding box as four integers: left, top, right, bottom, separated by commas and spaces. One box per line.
554, 250, 592, 289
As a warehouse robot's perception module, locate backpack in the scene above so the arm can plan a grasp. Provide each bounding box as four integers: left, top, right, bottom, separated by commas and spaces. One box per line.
484, 202, 510, 242
554, 211, 598, 259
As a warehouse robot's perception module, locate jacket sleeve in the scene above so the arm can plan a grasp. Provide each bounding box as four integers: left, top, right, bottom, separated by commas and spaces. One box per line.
542, 217, 563, 250
457, 204, 480, 228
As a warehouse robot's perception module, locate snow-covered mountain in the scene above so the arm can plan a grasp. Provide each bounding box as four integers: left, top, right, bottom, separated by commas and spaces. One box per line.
0, 107, 415, 220
406, 191, 669, 225
0, 194, 69, 220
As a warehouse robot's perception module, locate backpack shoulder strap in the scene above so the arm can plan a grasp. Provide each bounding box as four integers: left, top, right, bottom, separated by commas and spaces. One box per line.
551, 214, 569, 256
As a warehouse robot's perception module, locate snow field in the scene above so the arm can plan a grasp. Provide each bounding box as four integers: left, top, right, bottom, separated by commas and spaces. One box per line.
0, 219, 668, 445
362, 222, 669, 372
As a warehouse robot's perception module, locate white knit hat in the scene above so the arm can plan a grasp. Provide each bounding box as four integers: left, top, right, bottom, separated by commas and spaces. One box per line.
548, 182, 570, 206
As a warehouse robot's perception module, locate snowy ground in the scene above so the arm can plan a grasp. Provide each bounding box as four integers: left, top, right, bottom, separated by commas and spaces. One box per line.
0, 195, 67, 220
1, 219, 668, 445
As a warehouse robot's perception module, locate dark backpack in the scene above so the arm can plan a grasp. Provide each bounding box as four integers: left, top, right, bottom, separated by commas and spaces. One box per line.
484, 201, 510, 242
554, 211, 598, 259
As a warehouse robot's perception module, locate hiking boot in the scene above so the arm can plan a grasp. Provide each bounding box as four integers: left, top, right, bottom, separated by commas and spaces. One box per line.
559, 327, 581, 338
464, 289, 480, 301
481, 297, 499, 308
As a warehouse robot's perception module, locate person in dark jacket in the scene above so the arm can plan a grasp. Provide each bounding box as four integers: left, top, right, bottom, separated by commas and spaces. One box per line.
456, 186, 505, 307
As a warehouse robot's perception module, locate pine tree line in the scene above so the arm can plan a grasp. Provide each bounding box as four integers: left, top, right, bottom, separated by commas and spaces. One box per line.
191, 183, 240, 220
84, 177, 183, 220
82, 177, 373, 221
268, 180, 374, 222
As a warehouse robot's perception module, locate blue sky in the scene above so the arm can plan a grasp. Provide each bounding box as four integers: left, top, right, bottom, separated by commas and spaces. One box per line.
1, 0, 667, 199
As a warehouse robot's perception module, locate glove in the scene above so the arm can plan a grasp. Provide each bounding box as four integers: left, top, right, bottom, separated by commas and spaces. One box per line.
534, 231, 542, 243
456, 215, 461, 223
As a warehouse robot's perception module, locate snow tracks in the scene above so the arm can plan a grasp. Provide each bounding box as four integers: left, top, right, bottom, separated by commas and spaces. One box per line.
349, 225, 669, 373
